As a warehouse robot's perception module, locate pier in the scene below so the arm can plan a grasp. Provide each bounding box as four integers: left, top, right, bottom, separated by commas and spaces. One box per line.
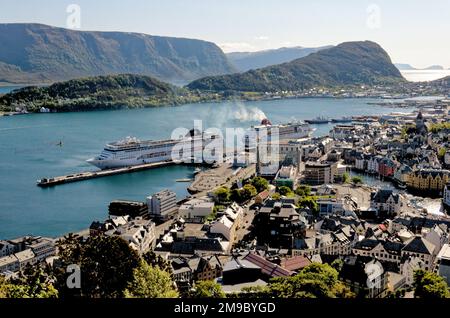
37, 161, 177, 187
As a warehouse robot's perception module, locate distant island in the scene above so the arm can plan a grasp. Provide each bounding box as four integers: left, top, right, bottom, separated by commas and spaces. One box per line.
226, 46, 332, 72
188, 41, 405, 92
395, 63, 446, 71
0, 74, 219, 112
1, 41, 448, 114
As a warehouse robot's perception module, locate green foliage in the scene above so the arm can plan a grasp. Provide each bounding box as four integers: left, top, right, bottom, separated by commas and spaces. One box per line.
342, 173, 350, 184
298, 196, 319, 213
230, 184, 257, 203
56, 235, 141, 298
413, 269, 449, 298
188, 41, 404, 92
142, 251, 173, 275
295, 185, 311, 197
124, 261, 178, 298
429, 122, 450, 133
214, 186, 231, 203
0, 266, 58, 298
189, 280, 225, 298
271, 193, 281, 200
278, 186, 293, 196
241, 184, 257, 201
438, 147, 447, 158
0, 74, 217, 113
230, 188, 243, 203
265, 263, 354, 298
331, 259, 344, 273
251, 177, 269, 193
351, 176, 363, 184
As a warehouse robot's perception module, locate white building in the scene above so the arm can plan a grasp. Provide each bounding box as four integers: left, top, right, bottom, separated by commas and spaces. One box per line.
0, 240, 15, 257
179, 197, 215, 220
106, 217, 156, 254
370, 189, 403, 216
437, 244, 450, 286
367, 156, 382, 174
422, 225, 448, 254
400, 256, 427, 286
445, 151, 450, 167
444, 184, 450, 208
15, 249, 36, 270
0, 255, 20, 274
147, 189, 178, 220
28, 237, 56, 262
318, 198, 345, 216
209, 204, 243, 243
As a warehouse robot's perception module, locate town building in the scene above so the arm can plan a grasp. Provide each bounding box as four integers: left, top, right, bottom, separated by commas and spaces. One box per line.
179, 197, 215, 221
406, 169, 450, 194
444, 183, 450, 209
370, 189, 403, 217
274, 165, 297, 189
437, 244, 450, 286
304, 162, 335, 185
147, 189, 178, 220
401, 236, 436, 271
105, 217, 156, 254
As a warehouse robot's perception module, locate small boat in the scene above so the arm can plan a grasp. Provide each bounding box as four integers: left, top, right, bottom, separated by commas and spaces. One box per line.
193, 167, 202, 175
176, 178, 193, 183
331, 117, 353, 123
305, 116, 330, 124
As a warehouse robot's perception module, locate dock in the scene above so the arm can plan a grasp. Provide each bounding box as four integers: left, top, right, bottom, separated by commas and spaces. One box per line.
37, 161, 177, 187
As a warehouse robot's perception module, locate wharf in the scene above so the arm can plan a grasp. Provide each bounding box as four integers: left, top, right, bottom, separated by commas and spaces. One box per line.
37, 160, 177, 187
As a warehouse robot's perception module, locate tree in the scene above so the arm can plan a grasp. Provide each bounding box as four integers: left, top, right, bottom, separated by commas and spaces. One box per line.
265, 263, 354, 298
278, 186, 293, 196
2, 266, 58, 298
214, 187, 230, 203
271, 193, 281, 200
342, 173, 350, 184
438, 147, 447, 159
251, 177, 269, 193
124, 262, 178, 298
413, 269, 449, 298
331, 259, 344, 273
241, 184, 257, 201
189, 280, 225, 298
230, 188, 243, 203
352, 176, 363, 185
298, 196, 318, 213
56, 235, 141, 298
295, 185, 311, 197
142, 251, 173, 275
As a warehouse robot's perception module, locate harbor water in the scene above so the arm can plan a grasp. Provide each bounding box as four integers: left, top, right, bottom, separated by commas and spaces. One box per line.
0, 96, 415, 238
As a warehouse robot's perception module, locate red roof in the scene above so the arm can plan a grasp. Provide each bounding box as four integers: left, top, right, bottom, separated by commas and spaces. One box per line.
280, 256, 312, 272
243, 253, 294, 277
257, 190, 270, 200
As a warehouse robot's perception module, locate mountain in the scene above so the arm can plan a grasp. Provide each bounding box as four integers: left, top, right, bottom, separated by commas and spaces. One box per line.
395, 63, 417, 70
188, 41, 404, 92
0, 23, 235, 85
423, 65, 444, 70
0, 74, 211, 112
227, 46, 332, 72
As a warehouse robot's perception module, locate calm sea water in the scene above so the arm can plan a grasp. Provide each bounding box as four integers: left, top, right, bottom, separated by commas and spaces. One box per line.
0, 98, 415, 239
0, 86, 23, 94
401, 70, 450, 82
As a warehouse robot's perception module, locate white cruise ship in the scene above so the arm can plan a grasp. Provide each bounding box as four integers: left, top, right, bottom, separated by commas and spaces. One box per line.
87, 132, 220, 170
251, 119, 314, 141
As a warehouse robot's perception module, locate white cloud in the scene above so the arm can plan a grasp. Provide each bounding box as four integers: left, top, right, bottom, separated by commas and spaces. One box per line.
254, 35, 269, 41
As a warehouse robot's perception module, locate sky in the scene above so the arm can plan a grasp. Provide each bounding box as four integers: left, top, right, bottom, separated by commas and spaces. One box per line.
0, 0, 449, 68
